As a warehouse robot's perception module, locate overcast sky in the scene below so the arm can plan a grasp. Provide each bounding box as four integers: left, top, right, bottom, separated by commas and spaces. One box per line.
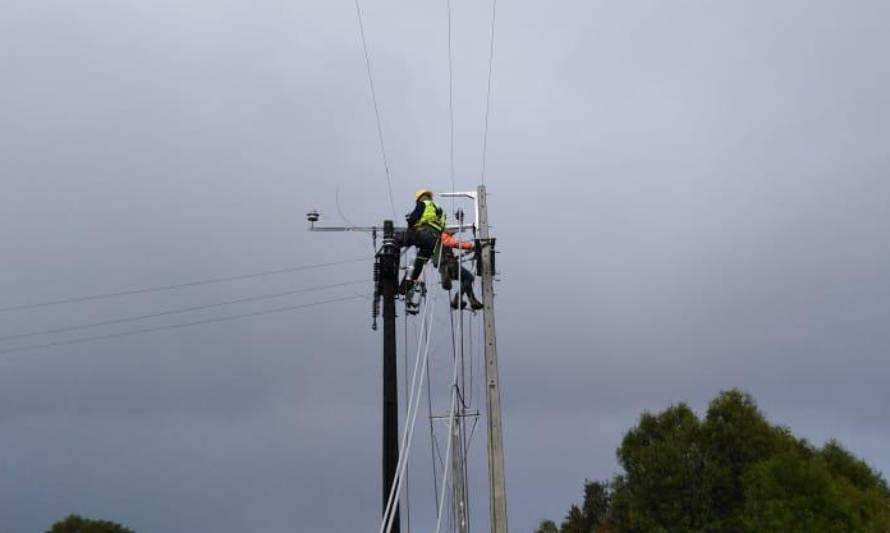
2, 0, 889, 531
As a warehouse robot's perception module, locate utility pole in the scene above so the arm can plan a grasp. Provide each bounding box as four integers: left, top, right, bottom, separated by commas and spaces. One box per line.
308, 189, 508, 533
451, 404, 469, 533
379, 220, 401, 533
477, 185, 509, 533
308, 213, 403, 533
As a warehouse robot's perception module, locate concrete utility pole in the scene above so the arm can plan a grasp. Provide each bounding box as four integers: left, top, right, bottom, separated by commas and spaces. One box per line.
451, 209, 470, 533
477, 185, 509, 533
451, 409, 469, 533
379, 220, 401, 533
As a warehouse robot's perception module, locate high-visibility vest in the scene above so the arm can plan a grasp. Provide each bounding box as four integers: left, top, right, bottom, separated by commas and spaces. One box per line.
416, 199, 446, 232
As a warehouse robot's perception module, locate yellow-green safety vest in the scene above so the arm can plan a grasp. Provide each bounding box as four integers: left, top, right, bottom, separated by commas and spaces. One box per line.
417, 199, 446, 232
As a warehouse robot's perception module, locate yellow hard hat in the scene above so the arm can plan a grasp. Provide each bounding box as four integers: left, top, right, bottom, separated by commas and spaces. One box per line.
415, 189, 434, 201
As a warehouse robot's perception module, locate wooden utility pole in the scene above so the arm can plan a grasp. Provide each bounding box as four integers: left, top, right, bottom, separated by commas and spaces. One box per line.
379, 220, 401, 533
477, 185, 509, 533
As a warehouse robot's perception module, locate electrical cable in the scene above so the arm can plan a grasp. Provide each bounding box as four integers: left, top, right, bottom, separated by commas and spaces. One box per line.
412, 285, 450, 515
467, 309, 474, 408
382, 251, 445, 532
381, 270, 432, 533
480, 0, 499, 185
433, 316, 464, 533
0, 280, 368, 343
426, 318, 442, 518
456, 224, 472, 531
335, 184, 358, 229
381, 271, 438, 533
446, 0, 456, 201
335, 184, 376, 253
402, 280, 412, 533
353, 0, 397, 220
0, 257, 369, 313
0, 294, 365, 356
381, 244, 448, 533
461, 338, 473, 533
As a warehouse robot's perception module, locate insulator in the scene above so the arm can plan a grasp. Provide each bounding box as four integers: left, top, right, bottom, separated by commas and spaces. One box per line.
306, 210, 320, 223
371, 291, 381, 331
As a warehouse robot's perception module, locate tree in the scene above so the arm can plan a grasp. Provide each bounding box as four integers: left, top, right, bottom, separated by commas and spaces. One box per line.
820, 439, 890, 496
581, 480, 611, 529
47, 514, 134, 533
560, 505, 587, 533
535, 390, 890, 533
533, 519, 559, 533
741, 451, 852, 532
535, 480, 611, 533
610, 403, 708, 532
698, 389, 789, 531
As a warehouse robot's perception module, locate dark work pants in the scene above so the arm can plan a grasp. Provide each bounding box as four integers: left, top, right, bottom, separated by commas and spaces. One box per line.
441, 252, 475, 293
403, 226, 441, 280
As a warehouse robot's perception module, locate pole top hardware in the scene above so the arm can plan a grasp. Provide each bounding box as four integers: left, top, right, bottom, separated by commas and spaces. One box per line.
306, 189, 481, 234
306, 210, 320, 228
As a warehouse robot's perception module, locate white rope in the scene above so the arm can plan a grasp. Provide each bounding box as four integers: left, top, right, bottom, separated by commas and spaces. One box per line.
401, 266, 411, 533
425, 313, 442, 517
380, 246, 448, 533
380, 283, 436, 533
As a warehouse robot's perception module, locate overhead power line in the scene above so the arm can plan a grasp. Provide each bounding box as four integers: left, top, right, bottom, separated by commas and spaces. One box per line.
0, 280, 368, 342
353, 0, 397, 220
0, 257, 369, 314
0, 294, 366, 356
480, 0, 499, 184
447, 0, 456, 198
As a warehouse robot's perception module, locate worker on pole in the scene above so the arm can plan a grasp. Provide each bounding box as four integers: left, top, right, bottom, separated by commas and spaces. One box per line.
440, 230, 484, 310
400, 189, 446, 293
399, 189, 483, 310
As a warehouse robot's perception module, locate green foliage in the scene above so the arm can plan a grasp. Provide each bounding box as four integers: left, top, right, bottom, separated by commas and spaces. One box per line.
698, 390, 783, 531
561, 506, 587, 533
47, 514, 134, 533
555, 481, 611, 533
741, 451, 850, 532
821, 439, 890, 496
581, 480, 611, 529
534, 519, 559, 533
535, 390, 890, 533
611, 403, 707, 532
742, 448, 890, 533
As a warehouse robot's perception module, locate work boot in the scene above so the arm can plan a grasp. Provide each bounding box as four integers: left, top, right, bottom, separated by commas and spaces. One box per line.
398, 276, 413, 296
410, 256, 428, 282
451, 293, 467, 309
466, 289, 484, 311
